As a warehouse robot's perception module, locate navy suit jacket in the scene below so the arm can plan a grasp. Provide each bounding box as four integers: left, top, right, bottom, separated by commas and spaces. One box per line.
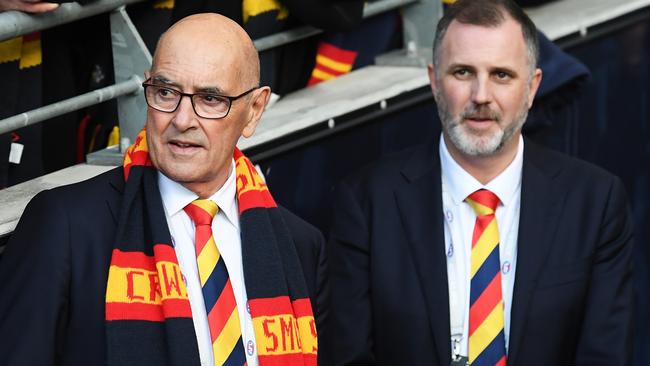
0, 167, 329, 366
328, 138, 634, 366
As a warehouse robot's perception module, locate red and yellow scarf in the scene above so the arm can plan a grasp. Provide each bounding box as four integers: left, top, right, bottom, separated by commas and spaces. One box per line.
105, 129, 317, 365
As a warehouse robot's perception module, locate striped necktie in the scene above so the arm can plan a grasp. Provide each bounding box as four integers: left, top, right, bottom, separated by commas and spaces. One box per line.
184, 200, 246, 366
466, 189, 507, 366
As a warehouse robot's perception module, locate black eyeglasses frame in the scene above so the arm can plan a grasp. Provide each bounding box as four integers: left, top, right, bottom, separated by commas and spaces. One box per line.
141, 79, 258, 119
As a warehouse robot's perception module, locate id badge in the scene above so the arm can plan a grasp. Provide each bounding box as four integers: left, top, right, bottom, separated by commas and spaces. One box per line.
450, 335, 468, 366
450, 356, 469, 366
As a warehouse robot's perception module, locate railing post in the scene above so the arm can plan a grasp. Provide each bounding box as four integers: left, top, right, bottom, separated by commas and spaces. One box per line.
375, 0, 442, 67
110, 6, 152, 151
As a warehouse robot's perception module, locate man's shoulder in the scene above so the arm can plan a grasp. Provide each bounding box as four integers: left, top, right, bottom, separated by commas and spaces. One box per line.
525, 141, 620, 186
31, 166, 123, 209
342, 143, 436, 192
277, 206, 324, 247
11, 167, 123, 250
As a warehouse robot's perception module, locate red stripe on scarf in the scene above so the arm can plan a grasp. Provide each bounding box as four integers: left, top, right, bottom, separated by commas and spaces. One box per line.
106, 299, 192, 321
109, 245, 178, 270
257, 353, 317, 366
316, 42, 357, 65
238, 190, 277, 212
110, 249, 157, 271
249, 297, 314, 318
291, 298, 315, 318
22, 32, 40, 42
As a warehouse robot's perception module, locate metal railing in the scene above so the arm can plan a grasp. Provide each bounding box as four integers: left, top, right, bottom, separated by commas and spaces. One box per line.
0, 0, 144, 41
0, 76, 141, 135
0, 0, 435, 150
0, 0, 152, 149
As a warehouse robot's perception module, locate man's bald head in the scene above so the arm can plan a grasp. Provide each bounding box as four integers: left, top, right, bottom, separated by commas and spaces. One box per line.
153, 13, 260, 88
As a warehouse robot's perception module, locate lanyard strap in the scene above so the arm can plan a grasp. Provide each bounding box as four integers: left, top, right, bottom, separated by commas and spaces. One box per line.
444, 204, 466, 360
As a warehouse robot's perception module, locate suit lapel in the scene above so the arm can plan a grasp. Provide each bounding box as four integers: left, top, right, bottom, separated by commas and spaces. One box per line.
395, 143, 451, 365
507, 141, 566, 365
106, 167, 125, 225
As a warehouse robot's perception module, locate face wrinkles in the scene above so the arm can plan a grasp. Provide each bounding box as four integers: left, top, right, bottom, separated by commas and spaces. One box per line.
431, 16, 540, 159
144, 14, 265, 198
149, 74, 226, 95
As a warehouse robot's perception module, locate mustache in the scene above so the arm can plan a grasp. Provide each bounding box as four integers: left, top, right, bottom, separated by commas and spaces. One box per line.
461, 105, 501, 121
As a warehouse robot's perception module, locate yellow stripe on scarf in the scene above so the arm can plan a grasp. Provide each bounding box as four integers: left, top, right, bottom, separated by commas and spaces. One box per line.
0, 38, 22, 64
152, 0, 174, 10
19, 36, 42, 69
243, 0, 289, 24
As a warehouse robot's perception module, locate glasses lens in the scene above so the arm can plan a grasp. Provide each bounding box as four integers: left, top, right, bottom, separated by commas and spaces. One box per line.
146, 85, 180, 112
193, 94, 230, 119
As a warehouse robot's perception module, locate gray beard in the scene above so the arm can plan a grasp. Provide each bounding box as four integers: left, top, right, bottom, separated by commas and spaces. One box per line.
435, 89, 529, 157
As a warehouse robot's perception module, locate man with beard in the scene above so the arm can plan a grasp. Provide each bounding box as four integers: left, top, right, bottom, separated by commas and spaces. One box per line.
327, 0, 634, 365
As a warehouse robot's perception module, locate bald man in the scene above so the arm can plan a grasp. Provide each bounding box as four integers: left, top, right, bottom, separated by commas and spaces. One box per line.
0, 14, 327, 366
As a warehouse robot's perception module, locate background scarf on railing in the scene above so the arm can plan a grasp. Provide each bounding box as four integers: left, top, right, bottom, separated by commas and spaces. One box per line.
105, 129, 317, 366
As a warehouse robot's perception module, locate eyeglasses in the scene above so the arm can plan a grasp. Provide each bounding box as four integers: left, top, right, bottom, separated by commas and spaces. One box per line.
142, 79, 258, 119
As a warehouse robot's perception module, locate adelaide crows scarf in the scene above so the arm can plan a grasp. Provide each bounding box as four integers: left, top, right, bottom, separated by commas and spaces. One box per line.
105, 129, 317, 365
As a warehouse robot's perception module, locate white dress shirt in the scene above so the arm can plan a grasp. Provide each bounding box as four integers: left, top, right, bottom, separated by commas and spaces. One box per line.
440, 134, 524, 358
158, 159, 259, 366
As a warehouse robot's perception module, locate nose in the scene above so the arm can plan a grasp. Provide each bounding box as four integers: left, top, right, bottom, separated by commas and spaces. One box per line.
471, 75, 492, 105
171, 95, 199, 131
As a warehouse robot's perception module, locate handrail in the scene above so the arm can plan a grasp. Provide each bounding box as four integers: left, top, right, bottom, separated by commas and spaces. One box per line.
0, 75, 142, 135
0, 0, 144, 42
364, 0, 419, 17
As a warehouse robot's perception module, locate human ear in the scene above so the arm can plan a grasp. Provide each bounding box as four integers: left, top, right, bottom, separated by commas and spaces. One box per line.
241, 86, 271, 138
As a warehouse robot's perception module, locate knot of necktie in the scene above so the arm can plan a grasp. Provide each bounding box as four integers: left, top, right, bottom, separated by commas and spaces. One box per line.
466, 189, 500, 216
183, 199, 218, 226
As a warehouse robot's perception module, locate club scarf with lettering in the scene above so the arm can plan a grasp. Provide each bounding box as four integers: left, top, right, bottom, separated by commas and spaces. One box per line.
105, 129, 318, 366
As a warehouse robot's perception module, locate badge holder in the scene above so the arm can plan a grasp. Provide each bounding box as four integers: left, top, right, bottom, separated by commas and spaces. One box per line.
450, 336, 469, 366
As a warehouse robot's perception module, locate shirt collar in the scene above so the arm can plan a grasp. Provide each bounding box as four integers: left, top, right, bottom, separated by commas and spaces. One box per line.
158, 158, 239, 230
440, 134, 524, 207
